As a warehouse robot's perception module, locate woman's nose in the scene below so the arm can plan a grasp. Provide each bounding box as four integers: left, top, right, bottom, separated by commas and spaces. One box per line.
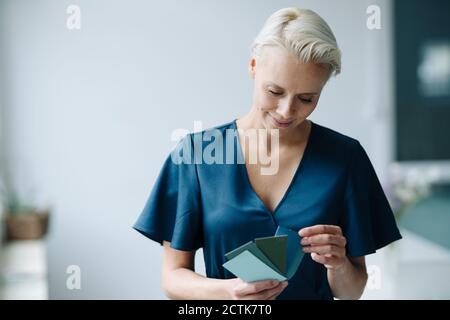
276, 97, 295, 118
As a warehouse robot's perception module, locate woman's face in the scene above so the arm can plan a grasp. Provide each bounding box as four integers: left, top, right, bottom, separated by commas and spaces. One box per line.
249, 45, 331, 135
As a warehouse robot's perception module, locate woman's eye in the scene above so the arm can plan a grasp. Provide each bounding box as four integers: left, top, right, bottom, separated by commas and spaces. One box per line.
299, 97, 312, 103
268, 90, 282, 96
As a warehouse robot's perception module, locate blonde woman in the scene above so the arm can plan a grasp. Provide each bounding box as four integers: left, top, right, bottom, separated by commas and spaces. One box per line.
134, 7, 401, 300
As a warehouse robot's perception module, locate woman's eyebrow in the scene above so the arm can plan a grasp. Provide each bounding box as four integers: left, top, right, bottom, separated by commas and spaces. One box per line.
266, 82, 319, 95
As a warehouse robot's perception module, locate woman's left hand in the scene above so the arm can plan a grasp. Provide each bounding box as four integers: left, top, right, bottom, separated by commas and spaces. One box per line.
299, 224, 348, 270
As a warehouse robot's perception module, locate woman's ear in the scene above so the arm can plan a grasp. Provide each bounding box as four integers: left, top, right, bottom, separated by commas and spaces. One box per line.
248, 57, 257, 79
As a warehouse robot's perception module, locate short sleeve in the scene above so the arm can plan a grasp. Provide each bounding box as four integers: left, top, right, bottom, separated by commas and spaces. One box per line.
340, 141, 402, 257
133, 134, 203, 251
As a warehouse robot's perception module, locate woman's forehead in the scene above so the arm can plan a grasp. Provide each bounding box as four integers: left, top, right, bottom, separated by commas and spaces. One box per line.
258, 46, 330, 86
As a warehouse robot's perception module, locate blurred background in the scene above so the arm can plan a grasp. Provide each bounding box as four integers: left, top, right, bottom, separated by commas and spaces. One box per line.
0, 0, 449, 299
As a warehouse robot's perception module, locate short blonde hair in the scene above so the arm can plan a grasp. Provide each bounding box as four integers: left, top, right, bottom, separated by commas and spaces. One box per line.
251, 7, 341, 76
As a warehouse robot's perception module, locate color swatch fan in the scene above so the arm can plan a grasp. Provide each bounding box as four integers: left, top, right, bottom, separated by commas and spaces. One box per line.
222, 226, 304, 282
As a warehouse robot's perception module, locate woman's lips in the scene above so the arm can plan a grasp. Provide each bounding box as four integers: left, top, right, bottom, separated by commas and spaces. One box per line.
270, 115, 294, 128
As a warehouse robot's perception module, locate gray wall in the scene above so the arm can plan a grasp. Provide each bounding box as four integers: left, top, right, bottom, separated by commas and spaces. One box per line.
0, 0, 393, 298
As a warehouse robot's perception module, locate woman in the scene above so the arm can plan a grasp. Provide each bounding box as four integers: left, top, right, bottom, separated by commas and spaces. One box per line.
133, 7, 402, 300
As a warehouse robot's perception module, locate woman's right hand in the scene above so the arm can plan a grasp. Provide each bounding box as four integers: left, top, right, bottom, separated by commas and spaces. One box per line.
224, 278, 288, 300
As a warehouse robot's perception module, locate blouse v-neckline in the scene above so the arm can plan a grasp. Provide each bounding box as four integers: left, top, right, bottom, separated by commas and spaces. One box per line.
233, 119, 316, 215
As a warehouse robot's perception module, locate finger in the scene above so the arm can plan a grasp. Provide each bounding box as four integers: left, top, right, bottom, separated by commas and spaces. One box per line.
310, 252, 341, 266
303, 244, 345, 257
301, 234, 346, 247
245, 281, 288, 300
299, 225, 342, 237
236, 279, 280, 296
268, 281, 288, 300
268, 289, 282, 300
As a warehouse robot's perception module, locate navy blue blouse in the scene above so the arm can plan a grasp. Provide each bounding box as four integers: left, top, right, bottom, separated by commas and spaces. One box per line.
133, 119, 402, 300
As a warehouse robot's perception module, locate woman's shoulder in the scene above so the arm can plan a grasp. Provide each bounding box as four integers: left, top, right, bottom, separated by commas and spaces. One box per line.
311, 122, 365, 166
312, 121, 361, 150
190, 119, 236, 138
185, 120, 237, 150
175, 120, 238, 164
175, 119, 236, 147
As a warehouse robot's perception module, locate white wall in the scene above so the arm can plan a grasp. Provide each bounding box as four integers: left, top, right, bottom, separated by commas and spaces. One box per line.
0, 3, 6, 242
0, 0, 394, 299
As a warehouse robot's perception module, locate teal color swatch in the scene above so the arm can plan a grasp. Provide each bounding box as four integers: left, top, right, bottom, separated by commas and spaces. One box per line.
222, 226, 304, 282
